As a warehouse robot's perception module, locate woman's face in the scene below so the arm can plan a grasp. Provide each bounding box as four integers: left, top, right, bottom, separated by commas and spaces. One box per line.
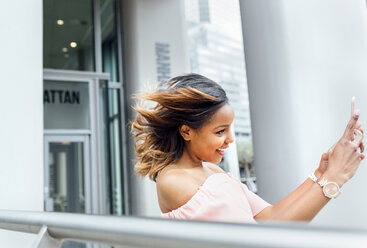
186, 103, 235, 164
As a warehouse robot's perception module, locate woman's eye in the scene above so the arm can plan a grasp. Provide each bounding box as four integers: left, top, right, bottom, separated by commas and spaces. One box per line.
216, 129, 225, 135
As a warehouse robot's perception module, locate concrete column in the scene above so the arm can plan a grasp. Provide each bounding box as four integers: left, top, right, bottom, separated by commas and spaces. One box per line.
0, 0, 43, 245
240, 0, 367, 226
121, 0, 189, 217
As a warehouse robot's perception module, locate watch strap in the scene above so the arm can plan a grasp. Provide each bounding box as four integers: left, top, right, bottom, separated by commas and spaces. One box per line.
308, 172, 319, 182
317, 177, 328, 187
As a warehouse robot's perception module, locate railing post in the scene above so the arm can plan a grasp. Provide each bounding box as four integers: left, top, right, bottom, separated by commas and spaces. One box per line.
33, 225, 61, 248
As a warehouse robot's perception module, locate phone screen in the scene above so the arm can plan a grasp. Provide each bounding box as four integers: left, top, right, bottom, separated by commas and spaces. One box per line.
351, 96, 355, 117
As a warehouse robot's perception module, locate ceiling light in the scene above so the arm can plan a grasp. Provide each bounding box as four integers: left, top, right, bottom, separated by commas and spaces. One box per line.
62, 47, 68, 53
70, 42, 77, 48
57, 20, 64, 25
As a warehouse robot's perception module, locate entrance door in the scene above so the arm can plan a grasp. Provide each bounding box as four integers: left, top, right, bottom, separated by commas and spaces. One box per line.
44, 135, 91, 214
43, 69, 126, 218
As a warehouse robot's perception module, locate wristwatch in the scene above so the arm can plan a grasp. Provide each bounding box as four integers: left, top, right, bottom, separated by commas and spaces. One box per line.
317, 177, 341, 199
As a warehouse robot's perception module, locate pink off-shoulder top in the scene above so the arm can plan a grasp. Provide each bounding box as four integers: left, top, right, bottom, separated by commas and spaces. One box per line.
161, 172, 271, 223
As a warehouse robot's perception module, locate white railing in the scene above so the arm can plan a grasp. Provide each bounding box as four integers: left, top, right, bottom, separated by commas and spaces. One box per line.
0, 210, 366, 248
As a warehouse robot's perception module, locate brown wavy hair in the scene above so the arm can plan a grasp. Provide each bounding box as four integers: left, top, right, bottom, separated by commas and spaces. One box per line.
131, 74, 228, 181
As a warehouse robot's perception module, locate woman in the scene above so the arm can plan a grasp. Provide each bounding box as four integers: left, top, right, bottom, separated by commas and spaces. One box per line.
131, 73, 364, 223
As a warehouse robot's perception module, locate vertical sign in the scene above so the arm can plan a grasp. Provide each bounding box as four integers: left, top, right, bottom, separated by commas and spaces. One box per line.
155, 42, 171, 83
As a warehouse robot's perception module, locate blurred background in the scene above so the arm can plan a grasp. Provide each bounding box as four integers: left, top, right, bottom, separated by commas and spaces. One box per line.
1, 0, 367, 247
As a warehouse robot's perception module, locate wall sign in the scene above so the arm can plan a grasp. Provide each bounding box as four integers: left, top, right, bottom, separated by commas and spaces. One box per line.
44, 90, 80, 104
44, 80, 90, 129
156, 42, 171, 83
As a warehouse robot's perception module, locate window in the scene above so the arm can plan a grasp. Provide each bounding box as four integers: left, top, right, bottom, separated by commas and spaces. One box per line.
44, 0, 95, 71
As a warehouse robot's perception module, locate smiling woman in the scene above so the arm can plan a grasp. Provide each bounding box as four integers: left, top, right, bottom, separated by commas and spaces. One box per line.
131, 73, 365, 224
131, 74, 271, 221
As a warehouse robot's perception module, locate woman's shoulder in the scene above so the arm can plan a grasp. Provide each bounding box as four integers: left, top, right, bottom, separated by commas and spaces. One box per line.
157, 162, 223, 189
156, 168, 200, 213
202, 161, 225, 173
156, 163, 225, 213
157, 168, 198, 189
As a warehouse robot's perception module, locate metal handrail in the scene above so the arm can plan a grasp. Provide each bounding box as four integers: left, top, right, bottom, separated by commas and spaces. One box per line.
0, 210, 367, 248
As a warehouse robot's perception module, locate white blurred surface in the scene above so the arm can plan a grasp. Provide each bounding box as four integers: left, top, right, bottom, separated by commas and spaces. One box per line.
240, 0, 367, 227
0, 0, 44, 246
122, 0, 189, 217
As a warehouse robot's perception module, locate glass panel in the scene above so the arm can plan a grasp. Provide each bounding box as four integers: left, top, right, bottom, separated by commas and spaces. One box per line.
100, 82, 123, 215
44, 0, 95, 71
107, 89, 123, 214
48, 142, 85, 213
101, 0, 119, 82
184, 0, 255, 189
47, 141, 87, 248
44, 80, 90, 129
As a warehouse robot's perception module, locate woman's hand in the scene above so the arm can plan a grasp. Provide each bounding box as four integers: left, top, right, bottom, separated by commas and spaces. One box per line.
322, 111, 365, 187
315, 152, 329, 177
315, 121, 364, 177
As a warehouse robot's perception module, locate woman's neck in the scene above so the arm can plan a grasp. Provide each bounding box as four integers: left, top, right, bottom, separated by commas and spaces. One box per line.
175, 148, 202, 169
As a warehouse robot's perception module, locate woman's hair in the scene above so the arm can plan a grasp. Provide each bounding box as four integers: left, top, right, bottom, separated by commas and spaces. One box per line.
131, 73, 228, 181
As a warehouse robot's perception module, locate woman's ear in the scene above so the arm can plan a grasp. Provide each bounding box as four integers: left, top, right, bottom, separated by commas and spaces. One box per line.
179, 125, 192, 141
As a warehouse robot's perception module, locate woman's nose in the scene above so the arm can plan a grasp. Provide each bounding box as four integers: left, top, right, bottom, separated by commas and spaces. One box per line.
226, 130, 235, 144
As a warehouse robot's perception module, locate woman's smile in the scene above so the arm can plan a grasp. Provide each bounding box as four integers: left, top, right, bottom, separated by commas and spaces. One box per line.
216, 148, 227, 156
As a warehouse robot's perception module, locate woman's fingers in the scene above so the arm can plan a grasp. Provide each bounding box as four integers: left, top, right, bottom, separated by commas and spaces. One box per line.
328, 144, 336, 154
358, 126, 364, 134
343, 110, 360, 140
321, 152, 328, 160
352, 129, 364, 148
351, 123, 363, 141
356, 121, 362, 130
360, 141, 365, 153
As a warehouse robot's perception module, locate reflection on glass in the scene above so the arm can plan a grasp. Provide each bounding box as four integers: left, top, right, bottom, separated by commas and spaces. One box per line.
44, 0, 95, 71
48, 142, 85, 213
101, 0, 119, 82
108, 89, 123, 214
100, 82, 123, 215
47, 142, 88, 248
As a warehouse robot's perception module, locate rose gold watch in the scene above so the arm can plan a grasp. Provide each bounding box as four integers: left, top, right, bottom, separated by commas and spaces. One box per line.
317, 177, 341, 199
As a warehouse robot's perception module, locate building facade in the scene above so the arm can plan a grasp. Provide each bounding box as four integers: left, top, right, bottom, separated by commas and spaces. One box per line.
2, 0, 367, 247
185, 0, 251, 137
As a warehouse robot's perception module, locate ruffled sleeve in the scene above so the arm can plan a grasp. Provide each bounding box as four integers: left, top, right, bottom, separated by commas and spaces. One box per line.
162, 173, 270, 223
161, 186, 227, 220
227, 173, 271, 216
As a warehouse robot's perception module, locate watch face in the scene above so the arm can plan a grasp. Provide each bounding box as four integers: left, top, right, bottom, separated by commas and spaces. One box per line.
323, 182, 340, 198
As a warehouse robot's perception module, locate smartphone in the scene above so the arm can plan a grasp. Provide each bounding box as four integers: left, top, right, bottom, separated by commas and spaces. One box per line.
351, 96, 363, 139
351, 96, 355, 117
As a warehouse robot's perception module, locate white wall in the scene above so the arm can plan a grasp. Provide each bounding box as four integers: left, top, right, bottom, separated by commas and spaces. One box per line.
0, 0, 44, 246
122, 0, 190, 217
240, 0, 367, 227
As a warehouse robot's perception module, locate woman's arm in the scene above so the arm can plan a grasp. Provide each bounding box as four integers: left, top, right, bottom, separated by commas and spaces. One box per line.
254, 166, 324, 220
255, 113, 364, 221
269, 181, 330, 221
255, 163, 328, 220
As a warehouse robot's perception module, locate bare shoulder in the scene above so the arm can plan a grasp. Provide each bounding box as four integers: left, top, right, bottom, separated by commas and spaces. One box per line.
202, 161, 225, 173
156, 169, 199, 213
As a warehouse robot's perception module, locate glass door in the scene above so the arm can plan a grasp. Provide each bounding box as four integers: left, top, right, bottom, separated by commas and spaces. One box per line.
44, 135, 91, 214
